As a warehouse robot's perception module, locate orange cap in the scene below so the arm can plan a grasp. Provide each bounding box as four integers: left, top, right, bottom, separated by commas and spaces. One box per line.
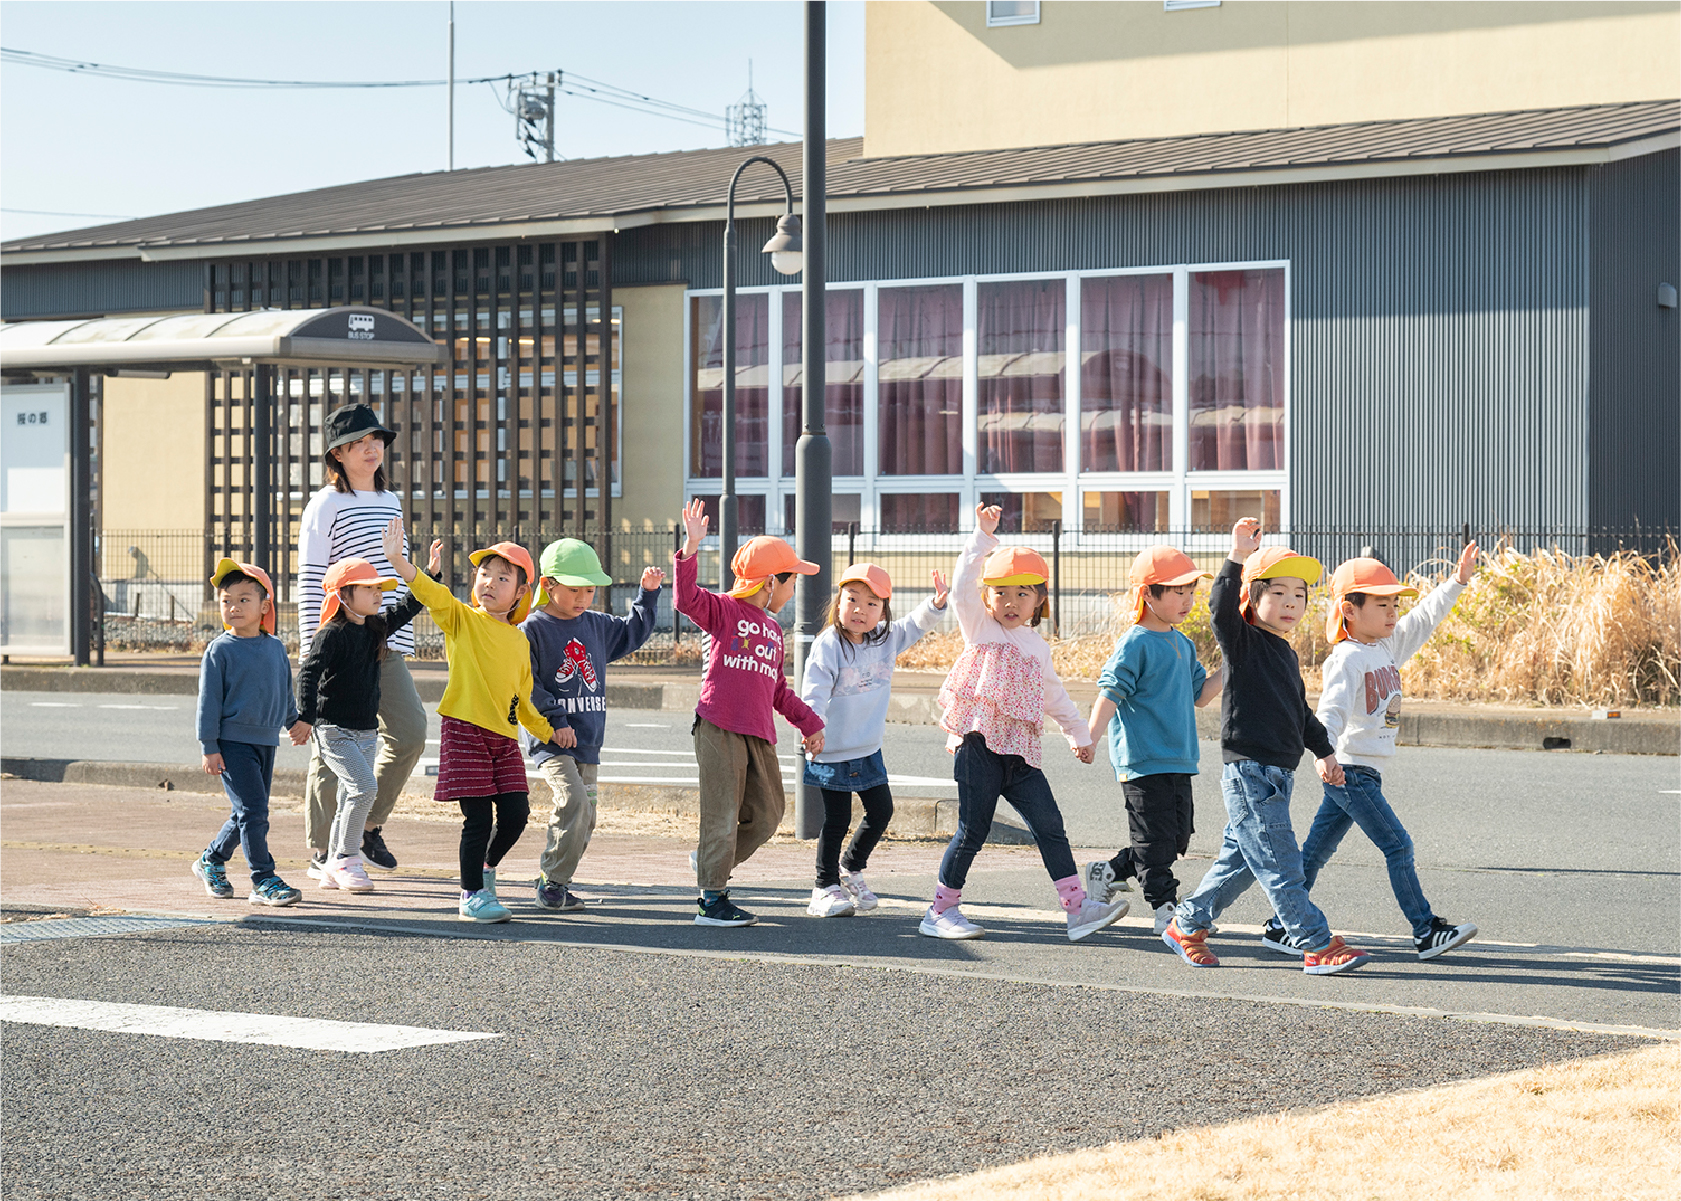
727, 536, 819, 598
980, 546, 1049, 587
1325, 557, 1418, 642
319, 557, 400, 624
1238, 546, 1322, 623
470, 543, 538, 622
837, 562, 893, 599
1126, 546, 1211, 622
210, 557, 277, 634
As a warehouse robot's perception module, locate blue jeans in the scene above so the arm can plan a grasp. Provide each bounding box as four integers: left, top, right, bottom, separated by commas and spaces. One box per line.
1302, 765, 1434, 939
939, 734, 1077, 889
205, 740, 277, 883
1176, 760, 1332, 951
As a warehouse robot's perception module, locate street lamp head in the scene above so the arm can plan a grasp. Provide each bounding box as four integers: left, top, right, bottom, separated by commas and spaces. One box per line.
763, 213, 803, 275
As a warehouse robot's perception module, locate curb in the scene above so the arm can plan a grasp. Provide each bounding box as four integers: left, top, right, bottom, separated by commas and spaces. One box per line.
0, 757, 1033, 846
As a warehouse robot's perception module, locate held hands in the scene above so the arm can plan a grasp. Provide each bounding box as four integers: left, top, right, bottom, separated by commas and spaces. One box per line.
287, 721, 311, 747
426, 539, 444, 577
1455, 541, 1479, 586
680, 498, 709, 557
1072, 743, 1096, 765
201, 753, 225, 776
930, 569, 949, 610
640, 566, 666, 591
550, 725, 578, 749
1316, 755, 1346, 787
1230, 518, 1263, 563
974, 504, 1002, 537
802, 730, 825, 756
381, 517, 419, 583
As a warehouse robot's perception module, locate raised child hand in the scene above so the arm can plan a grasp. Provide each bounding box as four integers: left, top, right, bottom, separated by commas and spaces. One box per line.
680, 498, 709, 555
381, 517, 418, 583
1230, 518, 1262, 562
641, 566, 666, 591
1454, 540, 1479, 585
1316, 755, 1346, 787
426, 540, 444, 577
930, 569, 949, 609
974, 504, 1002, 537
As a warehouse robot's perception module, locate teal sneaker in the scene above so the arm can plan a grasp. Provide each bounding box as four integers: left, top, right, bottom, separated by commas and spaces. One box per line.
482, 866, 499, 901
248, 876, 301, 907
191, 854, 233, 899
459, 889, 511, 924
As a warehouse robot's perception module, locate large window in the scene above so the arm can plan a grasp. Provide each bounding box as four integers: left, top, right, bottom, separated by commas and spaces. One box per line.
684, 261, 1288, 536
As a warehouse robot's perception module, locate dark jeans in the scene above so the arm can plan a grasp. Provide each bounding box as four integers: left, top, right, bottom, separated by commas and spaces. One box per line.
1107, 773, 1195, 910
458, 792, 530, 892
206, 740, 278, 883
815, 784, 894, 888
939, 734, 1077, 889
1301, 765, 1435, 939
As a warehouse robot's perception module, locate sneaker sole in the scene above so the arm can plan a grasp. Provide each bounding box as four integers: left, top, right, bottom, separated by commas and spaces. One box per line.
1418, 927, 1478, 960
806, 906, 856, 918
1304, 951, 1371, 975
336, 882, 376, 894
249, 893, 301, 907
694, 915, 757, 927
362, 860, 398, 873
1161, 928, 1219, 967
917, 919, 985, 940
1068, 900, 1130, 942
459, 911, 511, 923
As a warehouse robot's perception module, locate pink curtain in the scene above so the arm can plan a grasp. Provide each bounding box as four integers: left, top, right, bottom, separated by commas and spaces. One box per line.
1188, 269, 1285, 471
782, 291, 865, 477
879, 492, 961, 534
877, 285, 963, 476
689, 293, 769, 478
1081, 274, 1172, 472
977, 279, 1065, 473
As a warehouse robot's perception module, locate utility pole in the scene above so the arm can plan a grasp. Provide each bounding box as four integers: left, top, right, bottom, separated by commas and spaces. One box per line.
792, 1, 829, 840
447, 1, 455, 171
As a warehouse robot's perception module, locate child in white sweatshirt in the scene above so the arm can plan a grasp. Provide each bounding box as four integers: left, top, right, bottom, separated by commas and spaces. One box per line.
799, 564, 948, 917
1262, 543, 1481, 962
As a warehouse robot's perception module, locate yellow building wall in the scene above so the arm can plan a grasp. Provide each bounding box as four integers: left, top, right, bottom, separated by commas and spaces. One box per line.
612, 283, 687, 549
101, 372, 205, 532
865, 1, 1681, 157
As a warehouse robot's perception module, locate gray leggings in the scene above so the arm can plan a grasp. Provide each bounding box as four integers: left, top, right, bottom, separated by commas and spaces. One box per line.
313, 723, 380, 860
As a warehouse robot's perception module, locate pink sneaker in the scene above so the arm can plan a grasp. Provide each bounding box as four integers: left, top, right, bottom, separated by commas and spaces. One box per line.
327, 855, 375, 894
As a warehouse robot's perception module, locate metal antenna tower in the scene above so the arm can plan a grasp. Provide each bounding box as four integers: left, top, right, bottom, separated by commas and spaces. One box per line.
725, 61, 767, 147
506, 71, 557, 162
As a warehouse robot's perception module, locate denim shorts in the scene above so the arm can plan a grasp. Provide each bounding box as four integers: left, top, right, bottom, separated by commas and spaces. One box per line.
802, 750, 888, 792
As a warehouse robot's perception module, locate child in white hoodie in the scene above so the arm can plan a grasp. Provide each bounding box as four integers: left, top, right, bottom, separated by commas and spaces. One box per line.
1262, 543, 1481, 962
799, 564, 948, 917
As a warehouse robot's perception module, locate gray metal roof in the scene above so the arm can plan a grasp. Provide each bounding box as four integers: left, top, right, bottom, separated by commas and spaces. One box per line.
5, 99, 1675, 259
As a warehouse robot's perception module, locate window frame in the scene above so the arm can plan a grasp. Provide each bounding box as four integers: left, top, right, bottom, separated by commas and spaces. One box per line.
986, 1, 1041, 28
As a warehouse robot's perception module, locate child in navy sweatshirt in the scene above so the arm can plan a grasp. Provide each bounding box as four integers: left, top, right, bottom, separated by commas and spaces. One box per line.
521, 538, 663, 913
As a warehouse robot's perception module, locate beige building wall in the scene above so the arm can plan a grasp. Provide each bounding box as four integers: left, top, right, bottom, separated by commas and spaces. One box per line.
609, 283, 686, 574
101, 372, 205, 533
866, 1, 1681, 157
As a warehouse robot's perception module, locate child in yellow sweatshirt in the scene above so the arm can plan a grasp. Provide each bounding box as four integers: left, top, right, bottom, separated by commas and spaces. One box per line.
382, 518, 557, 923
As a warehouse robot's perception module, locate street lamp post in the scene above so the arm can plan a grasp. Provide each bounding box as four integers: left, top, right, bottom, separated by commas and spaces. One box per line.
720, 159, 802, 589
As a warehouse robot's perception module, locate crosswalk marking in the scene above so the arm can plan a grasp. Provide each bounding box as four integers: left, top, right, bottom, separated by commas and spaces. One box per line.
0, 995, 500, 1053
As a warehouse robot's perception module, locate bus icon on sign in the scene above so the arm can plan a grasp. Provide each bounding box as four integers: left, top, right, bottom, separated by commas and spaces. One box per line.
348, 314, 376, 340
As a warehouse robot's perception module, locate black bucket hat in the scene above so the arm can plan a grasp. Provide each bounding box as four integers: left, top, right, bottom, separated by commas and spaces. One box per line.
324, 403, 396, 451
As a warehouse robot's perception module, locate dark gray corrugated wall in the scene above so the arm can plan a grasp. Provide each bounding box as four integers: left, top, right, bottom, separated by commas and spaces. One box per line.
1587, 148, 1680, 538
616, 166, 1597, 534
1, 258, 203, 320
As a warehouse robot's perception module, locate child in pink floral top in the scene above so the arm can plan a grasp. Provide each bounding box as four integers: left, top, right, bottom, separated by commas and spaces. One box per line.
920, 504, 1129, 943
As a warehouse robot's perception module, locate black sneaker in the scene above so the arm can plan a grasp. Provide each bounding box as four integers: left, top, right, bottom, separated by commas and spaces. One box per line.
694, 892, 757, 927
1260, 918, 1312, 956
361, 827, 398, 872
1416, 917, 1477, 960
535, 877, 587, 912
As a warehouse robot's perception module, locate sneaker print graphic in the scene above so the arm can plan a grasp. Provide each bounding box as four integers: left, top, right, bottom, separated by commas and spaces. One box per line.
553, 639, 599, 691
833, 659, 893, 698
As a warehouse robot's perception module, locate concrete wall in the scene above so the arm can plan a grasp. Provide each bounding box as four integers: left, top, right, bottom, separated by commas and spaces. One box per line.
101, 372, 204, 532
865, 1, 1681, 157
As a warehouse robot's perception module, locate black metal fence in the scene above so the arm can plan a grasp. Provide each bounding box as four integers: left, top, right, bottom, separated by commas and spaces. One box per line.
94, 523, 1673, 655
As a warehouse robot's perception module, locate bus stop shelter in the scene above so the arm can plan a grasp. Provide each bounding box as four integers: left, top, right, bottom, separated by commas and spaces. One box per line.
0, 307, 447, 664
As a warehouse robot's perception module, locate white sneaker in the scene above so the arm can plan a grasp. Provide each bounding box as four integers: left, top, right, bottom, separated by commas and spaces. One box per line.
841, 870, 879, 913
919, 904, 985, 940
306, 854, 330, 883
807, 885, 857, 918
327, 855, 375, 894
1153, 902, 1176, 936
1083, 859, 1132, 902
1067, 894, 1129, 942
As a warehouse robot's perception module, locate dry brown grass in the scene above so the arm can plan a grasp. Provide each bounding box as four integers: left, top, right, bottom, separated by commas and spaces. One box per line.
894, 544, 1681, 709
843, 1041, 1680, 1201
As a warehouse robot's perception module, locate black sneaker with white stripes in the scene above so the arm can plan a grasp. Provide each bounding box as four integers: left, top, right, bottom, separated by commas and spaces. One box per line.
1415, 917, 1477, 960
1259, 918, 1312, 956
361, 826, 398, 872
694, 892, 757, 927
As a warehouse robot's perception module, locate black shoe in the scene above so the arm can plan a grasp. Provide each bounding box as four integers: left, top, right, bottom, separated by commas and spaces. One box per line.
361, 827, 398, 872
1259, 918, 1312, 956
694, 891, 757, 927
536, 877, 587, 912
1416, 917, 1477, 960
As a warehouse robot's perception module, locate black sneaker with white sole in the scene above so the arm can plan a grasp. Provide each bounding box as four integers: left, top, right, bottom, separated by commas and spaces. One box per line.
1259, 918, 1312, 956
361, 826, 398, 871
1416, 917, 1477, 960
694, 892, 757, 927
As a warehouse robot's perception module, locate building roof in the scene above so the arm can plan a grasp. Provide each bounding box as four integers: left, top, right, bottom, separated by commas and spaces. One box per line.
6, 99, 1675, 262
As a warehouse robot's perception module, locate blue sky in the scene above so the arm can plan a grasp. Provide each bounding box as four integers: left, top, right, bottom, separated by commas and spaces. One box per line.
0, 1, 866, 242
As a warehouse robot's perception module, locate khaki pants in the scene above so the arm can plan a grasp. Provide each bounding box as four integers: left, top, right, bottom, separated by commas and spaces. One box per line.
304, 654, 429, 853
693, 716, 785, 892
536, 755, 599, 884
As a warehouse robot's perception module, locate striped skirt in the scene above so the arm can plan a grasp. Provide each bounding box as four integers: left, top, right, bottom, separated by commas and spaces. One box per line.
434, 714, 529, 801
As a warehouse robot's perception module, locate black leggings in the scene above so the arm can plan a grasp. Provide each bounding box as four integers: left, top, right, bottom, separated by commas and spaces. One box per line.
458, 792, 530, 892
815, 784, 894, 888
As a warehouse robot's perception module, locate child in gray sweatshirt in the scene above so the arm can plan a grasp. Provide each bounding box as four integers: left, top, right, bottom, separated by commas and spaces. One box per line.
798, 563, 948, 917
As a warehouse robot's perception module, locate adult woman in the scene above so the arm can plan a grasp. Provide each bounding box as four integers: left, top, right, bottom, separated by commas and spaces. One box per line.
296, 403, 429, 876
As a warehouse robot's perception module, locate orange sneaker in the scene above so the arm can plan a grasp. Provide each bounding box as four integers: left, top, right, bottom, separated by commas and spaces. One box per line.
1162, 919, 1219, 967
1303, 935, 1370, 975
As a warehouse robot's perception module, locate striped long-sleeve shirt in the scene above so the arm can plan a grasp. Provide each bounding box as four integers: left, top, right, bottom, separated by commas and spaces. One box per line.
296, 486, 413, 657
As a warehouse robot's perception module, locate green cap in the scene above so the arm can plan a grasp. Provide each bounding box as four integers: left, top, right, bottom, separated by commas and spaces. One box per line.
538, 538, 613, 589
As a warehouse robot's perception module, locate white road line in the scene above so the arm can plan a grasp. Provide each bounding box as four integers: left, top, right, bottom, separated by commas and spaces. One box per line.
96, 704, 178, 711
599, 748, 695, 757
623, 723, 669, 728
599, 776, 702, 784
29, 702, 80, 707
0, 995, 500, 1053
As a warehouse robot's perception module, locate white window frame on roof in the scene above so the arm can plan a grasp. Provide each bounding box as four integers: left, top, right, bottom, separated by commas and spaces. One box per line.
986, 1, 1041, 28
